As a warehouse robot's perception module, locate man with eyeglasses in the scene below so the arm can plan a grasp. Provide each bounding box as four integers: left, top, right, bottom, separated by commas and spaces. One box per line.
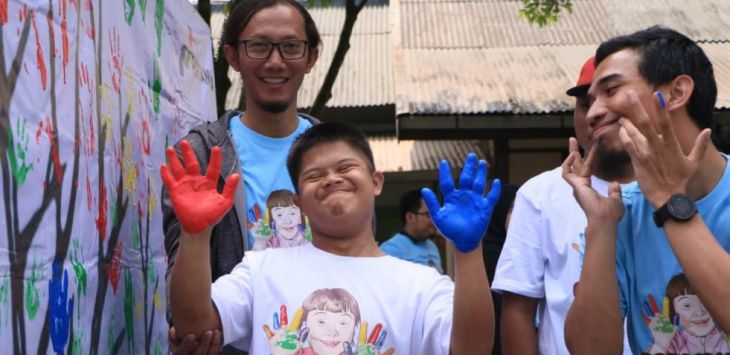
380, 188, 444, 273
162, 0, 321, 352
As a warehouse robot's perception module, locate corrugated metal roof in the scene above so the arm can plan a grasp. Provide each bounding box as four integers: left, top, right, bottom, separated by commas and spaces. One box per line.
212, 0, 730, 115
370, 136, 487, 172
395, 42, 730, 115
705, 44, 730, 110
399, 0, 730, 49
394, 0, 730, 116
212, 5, 393, 110
396, 45, 593, 115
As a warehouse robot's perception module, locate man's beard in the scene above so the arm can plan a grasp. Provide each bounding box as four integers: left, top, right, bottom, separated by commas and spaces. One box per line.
592, 143, 632, 182
259, 100, 290, 114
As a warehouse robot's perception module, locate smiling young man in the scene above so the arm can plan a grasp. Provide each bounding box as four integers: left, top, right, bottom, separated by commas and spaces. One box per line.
163, 121, 500, 354
562, 26, 730, 354
161, 0, 321, 351
493, 57, 633, 355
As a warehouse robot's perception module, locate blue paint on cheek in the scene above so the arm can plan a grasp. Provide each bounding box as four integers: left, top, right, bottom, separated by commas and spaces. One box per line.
49, 260, 74, 355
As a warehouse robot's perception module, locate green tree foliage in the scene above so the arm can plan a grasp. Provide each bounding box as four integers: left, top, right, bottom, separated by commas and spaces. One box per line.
519, 0, 573, 27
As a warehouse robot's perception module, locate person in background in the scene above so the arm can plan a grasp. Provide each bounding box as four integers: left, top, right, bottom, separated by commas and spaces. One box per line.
492, 56, 634, 355
380, 189, 444, 273
482, 183, 519, 355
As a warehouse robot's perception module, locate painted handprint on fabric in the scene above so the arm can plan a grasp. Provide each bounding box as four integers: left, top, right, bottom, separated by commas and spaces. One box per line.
49, 259, 74, 355
247, 204, 272, 251
344, 322, 394, 355
265, 305, 306, 355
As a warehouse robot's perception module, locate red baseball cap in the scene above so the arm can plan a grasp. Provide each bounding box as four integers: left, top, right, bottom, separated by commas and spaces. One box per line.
566, 56, 596, 97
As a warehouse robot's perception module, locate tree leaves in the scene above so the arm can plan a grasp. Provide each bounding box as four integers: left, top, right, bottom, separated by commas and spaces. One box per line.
519, 0, 573, 27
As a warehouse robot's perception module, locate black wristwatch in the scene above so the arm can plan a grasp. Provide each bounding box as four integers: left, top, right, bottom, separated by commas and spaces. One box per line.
652, 194, 697, 227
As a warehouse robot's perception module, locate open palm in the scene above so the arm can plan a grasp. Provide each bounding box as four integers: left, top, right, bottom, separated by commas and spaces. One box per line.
422, 153, 501, 253
160, 140, 239, 233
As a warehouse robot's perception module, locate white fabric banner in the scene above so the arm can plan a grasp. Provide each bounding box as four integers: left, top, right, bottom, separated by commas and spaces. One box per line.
0, 0, 216, 353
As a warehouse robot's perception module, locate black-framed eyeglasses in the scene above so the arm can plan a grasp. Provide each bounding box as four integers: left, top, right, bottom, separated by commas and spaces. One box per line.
239, 39, 309, 60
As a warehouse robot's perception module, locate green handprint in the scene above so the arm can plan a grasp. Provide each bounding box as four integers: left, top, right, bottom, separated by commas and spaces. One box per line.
25, 260, 40, 320
71, 239, 88, 298
7, 116, 34, 185
267, 306, 305, 355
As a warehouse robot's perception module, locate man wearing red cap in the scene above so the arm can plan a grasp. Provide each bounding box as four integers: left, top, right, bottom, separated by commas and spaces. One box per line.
492, 56, 634, 354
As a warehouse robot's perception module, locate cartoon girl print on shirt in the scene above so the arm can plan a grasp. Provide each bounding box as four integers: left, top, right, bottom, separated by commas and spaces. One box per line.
645, 273, 730, 354
249, 189, 311, 251
265, 288, 395, 355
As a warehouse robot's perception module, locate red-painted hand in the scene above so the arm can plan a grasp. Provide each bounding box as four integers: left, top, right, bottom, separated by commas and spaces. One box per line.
160, 140, 239, 233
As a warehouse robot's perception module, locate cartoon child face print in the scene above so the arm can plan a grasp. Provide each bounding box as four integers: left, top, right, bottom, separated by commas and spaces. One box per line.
265, 189, 309, 249
271, 204, 303, 241
645, 273, 730, 354
673, 294, 714, 337
266, 289, 395, 355
306, 309, 357, 355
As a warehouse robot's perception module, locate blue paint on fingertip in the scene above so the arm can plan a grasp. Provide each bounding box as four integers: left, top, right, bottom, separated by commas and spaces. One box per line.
656, 92, 666, 108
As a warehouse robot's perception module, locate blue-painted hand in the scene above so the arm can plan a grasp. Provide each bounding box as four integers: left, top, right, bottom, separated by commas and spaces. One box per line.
422, 153, 501, 253
49, 259, 74, 355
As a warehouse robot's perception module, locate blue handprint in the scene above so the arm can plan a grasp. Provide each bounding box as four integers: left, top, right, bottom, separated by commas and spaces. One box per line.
49, 259, 74, 355
422, 153, 501, 253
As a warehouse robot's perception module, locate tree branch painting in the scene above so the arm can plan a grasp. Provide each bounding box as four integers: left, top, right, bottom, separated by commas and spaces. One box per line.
0, 1, 216, 353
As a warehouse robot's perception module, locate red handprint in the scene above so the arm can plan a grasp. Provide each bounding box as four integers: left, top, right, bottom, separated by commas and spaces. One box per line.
109, 27, 122, 93
109, 242, 122, 294
160, 140, 239, 233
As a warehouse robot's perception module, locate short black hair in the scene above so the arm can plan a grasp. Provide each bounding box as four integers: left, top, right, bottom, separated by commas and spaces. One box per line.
595, 26, 717, 130
222, 0, 321, 51
398, 189, 423, 225
287, 122, 375, 192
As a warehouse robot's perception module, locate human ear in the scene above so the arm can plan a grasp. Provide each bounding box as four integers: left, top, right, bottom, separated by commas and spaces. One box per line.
224, 44, 241, 72
372, 170, 384, 196
405, 211, 416, 224
665, 75, 694, 112
305, 47, 319, 74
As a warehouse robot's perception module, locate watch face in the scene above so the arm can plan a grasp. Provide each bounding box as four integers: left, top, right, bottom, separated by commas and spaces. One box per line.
667, 194, 697, 220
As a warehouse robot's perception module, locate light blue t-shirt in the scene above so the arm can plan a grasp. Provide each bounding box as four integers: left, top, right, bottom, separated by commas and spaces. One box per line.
229, 115, 313, 251
616, 154, 730, 354
380, 232, 444, 273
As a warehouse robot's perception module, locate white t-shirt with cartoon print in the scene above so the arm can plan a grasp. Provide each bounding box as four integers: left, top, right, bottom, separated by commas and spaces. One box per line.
492, 167, 632, 355
211, 243, 454, 354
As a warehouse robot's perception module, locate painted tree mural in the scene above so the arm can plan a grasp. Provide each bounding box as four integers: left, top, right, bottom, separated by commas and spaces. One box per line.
0, 0, 216, 353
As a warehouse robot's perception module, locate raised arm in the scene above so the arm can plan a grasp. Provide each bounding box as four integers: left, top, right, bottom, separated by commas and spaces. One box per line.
562, 138, 625, 355
161, 139, 240, 337
617, 90, 730, 331
422, 153, 500, 355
